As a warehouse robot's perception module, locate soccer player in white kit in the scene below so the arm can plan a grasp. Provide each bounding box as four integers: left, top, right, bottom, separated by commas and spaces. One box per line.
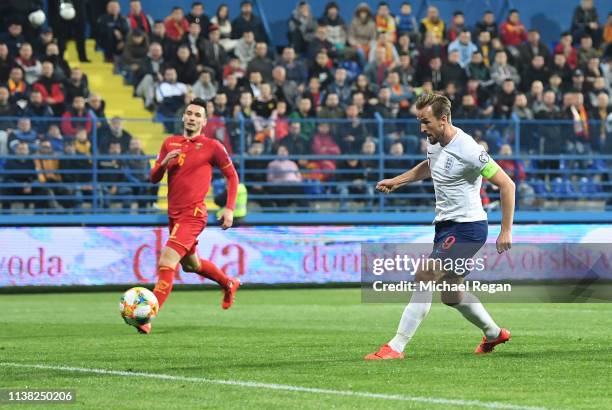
366, 93, 516, 360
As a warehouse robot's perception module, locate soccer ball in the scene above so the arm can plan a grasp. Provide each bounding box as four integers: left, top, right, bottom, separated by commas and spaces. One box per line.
120, 287, 159, 326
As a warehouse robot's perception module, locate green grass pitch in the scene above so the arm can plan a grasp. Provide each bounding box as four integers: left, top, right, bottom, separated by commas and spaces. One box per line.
1, 288, 611, 409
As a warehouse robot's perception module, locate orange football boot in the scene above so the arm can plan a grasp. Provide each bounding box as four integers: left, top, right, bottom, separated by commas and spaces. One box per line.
222, 278, 241, 310
475, 328, 511, 354
364, 344, 405, 360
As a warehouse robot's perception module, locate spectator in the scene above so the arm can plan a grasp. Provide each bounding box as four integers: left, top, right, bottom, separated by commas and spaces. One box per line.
455, 94, 483, 119
518, 29, 551, 70
578, 35, 599, 68
63, 67, 90, 105
339, 104, 368, 153
171, 45, 199, 85
124, 138, 153, 209
151, 20, 175, 60
308, 24, 336, 62
248, 42, 274, 82
497, 144, 526, 182
584, 57, 603, 91
200, 25, 228, 83
311, 122, 340, 180
417, 31, 446, 72
396, 2, 419, 42
0, 20, 25, 56
87, 94, 106, 120
419, 5, 445, 44
566, 91, 591, 151
58, 140, 92, 208
246, 70, 263, 98
121, 29, 149, 81
368, 31, 399, 66
476, 30, 494, 68
74, 129, 92, 156
15, 43, 42, 85
512, 93, 534, 121
554, 32, 578, 70
135, 43, 165, 109
271, 66, 298, 110
309, 51, 333, 89
231, 0, 267, 43
34, 140, 63, 210
2, 142, 39, 210
278, 47, 307, 84
534, 90, 563, 154
0, 86, 18, 130
155, 67, 187, 119
528, 80, 546, 111
235, 30, 256, 68
521, 55, 550, 92
348, 3, 377, 61
500, 9, 528, 48
32, 61, 65, 117
52, 0, 89, 63
551, 53, 573, 90
219, 73, 241, 108
571, 0, 602, 48
252, 83, 277, 124
375, 1, 396, 42
386, 71, 412, 116
289, 97, 316, 141
447, 29, 477, 69
590, 91, 612, 150
588, 76, 608, 109
395, 32, 418, 62
44, 42, 71, 82
288, 1, 317, 55
317, 92, 343, 122
6, 67, 30, 104
336, 155, 375, 207
327, 67, 352, 108
446, 11, 466, 43
571, 69, 586, 94
302, 77, 324, 111
127, 0, 153, 36
164, 6, 190, 43
267, 144, 302, 185
0, 42, 11, 84
61, 95, 93, 138
416, 56, 444, 90
8, 118, 38, 153
186, 1, 211, 39
278, 121, 309, 159
548, 73, 565, 103
211, 4, 237, 52
491, 50, 520, 87
474, 10, 498, 39
21, 90, 54, 134
494, 79, 517, 119
44, 125, 65, 153
467, 51, 492, 85
96, 0, 129, 62
319, 2, 347, 51
182, 22, 203, 61
192, 70, 217, 101
98, 117, 133, 154
443, 52, 467, 92
364, 47, 392, 89
99, 142, 132, 209
393, 53, 416, 86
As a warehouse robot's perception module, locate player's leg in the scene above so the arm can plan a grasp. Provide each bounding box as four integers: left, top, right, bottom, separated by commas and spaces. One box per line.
153, 245, 183, 309
365, 268, 437, 360
180, 250, 241, 309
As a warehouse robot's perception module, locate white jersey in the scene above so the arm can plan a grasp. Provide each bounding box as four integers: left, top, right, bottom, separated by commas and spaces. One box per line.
426, 127, 489, 223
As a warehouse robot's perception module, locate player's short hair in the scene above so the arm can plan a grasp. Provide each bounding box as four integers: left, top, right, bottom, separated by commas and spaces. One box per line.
415, 93, 452, 120
188, 98, 208, 114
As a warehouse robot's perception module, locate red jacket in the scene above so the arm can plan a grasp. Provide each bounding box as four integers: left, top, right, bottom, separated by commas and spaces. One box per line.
61, 109, 93, 137
164, 17, 189, 42
500, 21, 527, 46
33, 81, 65, 105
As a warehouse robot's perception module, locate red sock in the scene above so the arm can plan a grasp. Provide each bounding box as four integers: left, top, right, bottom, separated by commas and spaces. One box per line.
153, 265, 176, 309
198, 259, 230, 289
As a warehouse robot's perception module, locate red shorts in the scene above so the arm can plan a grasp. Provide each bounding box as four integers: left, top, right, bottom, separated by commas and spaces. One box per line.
166, 205, 207, 258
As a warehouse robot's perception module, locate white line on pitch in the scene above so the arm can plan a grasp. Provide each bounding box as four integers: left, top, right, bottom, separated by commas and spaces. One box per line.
1, 362, 548, 410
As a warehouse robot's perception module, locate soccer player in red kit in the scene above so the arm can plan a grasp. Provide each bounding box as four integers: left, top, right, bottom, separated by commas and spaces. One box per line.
135, 98, 240, 334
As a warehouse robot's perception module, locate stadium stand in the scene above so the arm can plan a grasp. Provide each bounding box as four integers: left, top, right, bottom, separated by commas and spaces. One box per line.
0, 0, 611, 224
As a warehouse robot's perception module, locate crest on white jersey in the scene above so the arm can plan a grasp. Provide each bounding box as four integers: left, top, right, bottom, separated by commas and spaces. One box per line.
479, 151, 489, 164
444, 156, 454, 171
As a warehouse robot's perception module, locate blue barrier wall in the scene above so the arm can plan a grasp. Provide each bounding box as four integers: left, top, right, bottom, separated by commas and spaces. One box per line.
115, 0, 609, 45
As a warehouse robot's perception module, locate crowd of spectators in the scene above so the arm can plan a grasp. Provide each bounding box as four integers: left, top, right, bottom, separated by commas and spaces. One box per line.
1, 0, 612, 210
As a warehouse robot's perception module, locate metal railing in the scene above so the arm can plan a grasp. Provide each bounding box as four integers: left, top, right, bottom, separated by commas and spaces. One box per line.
1, 115, 611, 222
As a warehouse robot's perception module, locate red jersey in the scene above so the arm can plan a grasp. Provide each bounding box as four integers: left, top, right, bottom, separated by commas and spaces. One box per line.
150, 134, 238, 216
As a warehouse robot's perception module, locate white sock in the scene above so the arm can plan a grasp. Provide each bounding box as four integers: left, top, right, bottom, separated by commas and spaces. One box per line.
451, 292, 500, 341
388, 289, 432, 353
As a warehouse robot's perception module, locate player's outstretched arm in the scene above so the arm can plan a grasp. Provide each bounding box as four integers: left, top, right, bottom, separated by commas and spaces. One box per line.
376, 160, 431, 194
488, 168, 516, 254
